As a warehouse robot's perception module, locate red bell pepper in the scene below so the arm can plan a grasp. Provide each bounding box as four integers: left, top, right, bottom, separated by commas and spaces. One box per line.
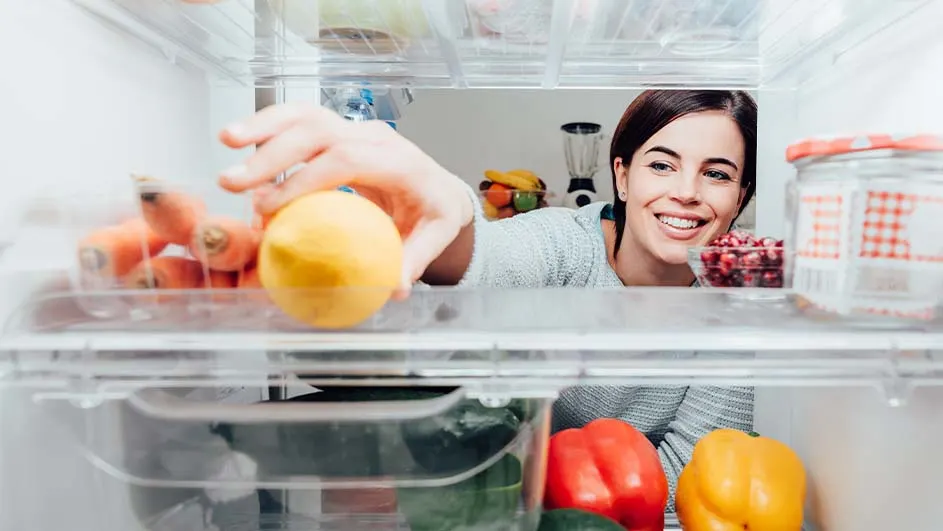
544, 418, 668, 531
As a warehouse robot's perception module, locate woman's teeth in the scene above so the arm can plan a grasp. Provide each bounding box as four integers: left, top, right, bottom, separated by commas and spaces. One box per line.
657, 215, 702, 230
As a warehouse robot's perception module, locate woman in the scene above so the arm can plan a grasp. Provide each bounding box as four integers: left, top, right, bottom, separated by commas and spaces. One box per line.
218, 90, 757, 507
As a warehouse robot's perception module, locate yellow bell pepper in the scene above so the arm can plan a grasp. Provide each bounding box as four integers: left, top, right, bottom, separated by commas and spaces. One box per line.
676, 429, 806, 531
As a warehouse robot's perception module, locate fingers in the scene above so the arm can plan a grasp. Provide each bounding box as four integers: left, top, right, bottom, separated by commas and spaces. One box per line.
399, 217, 461, 291
219, 123, 339, 193
218, 102, 342, 149
252, 152, 357, 214
251, 185, 277, 211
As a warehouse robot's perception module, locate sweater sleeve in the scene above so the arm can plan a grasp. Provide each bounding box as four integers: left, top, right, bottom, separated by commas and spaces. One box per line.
657, 385, 755, 511
458, 183, 595, 288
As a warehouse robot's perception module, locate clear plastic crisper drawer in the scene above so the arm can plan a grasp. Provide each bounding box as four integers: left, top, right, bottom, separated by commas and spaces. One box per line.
29, 381, 550, 531
70, 0, 937, 88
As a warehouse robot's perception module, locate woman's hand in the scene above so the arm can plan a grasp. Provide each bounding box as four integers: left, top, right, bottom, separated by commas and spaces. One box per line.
218, 102, 475, 291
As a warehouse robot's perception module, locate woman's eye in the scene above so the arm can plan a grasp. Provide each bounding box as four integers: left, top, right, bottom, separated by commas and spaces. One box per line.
649, 162, 673, 173
705, 169, 731, 181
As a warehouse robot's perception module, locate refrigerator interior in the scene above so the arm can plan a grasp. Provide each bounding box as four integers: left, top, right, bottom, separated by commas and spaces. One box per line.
2, 0, 943, 529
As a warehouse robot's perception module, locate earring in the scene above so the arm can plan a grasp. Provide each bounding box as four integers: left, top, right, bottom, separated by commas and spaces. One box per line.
619, 191, 626, 200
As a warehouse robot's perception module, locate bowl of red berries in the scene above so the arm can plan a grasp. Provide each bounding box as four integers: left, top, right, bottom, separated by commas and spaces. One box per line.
689, 230, 786, 290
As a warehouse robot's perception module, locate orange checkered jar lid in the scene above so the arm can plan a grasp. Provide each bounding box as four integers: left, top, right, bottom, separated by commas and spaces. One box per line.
786, 133, 943, 164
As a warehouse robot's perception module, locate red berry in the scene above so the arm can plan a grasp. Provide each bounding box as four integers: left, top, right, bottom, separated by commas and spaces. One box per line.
741, 272, 757, 287
719, 252, 739, 274
707, 271, 727, 286
741, 251, 762, 269
763, 248, 783, 267
761, 271, 783, 288
700, 249, 719, 265
732, 230, 756, 246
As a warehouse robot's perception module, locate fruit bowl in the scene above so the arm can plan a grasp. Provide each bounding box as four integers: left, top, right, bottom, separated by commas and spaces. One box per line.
479, 169, 551, 220
478, 189, 551, 220
688, 231, 785, 289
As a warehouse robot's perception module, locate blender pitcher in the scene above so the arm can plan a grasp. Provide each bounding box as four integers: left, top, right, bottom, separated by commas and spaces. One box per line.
561, 122, 604, 209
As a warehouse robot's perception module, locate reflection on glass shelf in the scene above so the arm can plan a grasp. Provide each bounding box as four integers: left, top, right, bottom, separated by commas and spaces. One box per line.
70, 0, 934, 87
3, 287, 943, 388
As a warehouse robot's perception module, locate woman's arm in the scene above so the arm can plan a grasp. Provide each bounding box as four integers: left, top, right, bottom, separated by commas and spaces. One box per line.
657, 385, 755, 511
422, 183, 594, 288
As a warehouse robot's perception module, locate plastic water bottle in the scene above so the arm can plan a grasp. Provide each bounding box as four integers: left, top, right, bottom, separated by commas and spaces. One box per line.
332, 88, 378, 123
328, 90, 397, 196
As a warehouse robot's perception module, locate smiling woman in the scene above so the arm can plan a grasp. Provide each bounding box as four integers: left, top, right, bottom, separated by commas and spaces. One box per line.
421, 90, 758, 508
218, 90, 759, 509
608, 90, 756, 286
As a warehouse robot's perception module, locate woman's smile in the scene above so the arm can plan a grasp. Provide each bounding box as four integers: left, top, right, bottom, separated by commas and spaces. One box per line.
653, 211, 709, 241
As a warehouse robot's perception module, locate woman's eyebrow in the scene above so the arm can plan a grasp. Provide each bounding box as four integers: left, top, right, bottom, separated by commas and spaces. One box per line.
645, 146, 740, 172
704, 157, 739, 170
644, 145, 681, 159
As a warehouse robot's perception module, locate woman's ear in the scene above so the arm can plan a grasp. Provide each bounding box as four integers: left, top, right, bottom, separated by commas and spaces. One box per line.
613, 157, 628, 200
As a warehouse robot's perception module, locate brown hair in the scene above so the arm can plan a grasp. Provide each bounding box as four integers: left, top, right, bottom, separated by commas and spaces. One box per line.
610, 90, 757, 255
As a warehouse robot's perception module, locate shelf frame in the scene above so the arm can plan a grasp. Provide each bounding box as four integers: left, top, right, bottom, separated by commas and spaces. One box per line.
68, 0, 940, 89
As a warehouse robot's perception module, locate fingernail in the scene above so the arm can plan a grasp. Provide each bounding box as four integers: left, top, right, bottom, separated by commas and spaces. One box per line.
221, 164, 248, 181
224, 123, 247, 138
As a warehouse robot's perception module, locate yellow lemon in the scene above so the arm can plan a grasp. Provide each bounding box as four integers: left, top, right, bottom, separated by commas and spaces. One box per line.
258, 191, 403, 329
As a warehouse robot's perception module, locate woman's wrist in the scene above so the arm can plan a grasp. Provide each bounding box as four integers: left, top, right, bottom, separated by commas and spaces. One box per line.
448, 175, 480, 228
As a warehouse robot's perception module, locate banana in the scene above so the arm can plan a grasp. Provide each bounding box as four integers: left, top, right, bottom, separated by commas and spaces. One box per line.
482, 200, 499, 220
508, 169, 544, 189
484, 169, 542, 192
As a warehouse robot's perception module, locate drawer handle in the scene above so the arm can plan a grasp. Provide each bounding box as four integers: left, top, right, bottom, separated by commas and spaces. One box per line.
124, 386, 468, 423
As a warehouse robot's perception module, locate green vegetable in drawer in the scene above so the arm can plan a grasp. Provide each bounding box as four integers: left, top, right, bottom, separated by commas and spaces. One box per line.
397, 453, 523, 531
211, 386, 531, 478
538, 509, 626, 531
401, 395, 522, 474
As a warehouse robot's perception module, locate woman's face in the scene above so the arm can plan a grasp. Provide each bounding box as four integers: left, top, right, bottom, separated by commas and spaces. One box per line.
614, 110, 746, 265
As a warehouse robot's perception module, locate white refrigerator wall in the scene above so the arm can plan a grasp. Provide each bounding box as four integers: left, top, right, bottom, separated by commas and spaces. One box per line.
0, 2, 211, 530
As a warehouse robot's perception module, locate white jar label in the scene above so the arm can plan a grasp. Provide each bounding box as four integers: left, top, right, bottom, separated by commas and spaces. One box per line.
793, 183, 851, 305
794, 180, 943, 319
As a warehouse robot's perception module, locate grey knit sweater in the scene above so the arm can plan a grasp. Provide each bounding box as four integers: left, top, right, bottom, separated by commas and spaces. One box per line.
459, 198, 754, 510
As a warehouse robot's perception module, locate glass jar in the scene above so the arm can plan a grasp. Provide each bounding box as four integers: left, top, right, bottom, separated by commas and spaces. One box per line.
785, 134, 943, 322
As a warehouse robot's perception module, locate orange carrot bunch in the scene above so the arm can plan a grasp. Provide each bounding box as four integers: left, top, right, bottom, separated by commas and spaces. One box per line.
190, 215, 261, 272
74, 175, 267, 307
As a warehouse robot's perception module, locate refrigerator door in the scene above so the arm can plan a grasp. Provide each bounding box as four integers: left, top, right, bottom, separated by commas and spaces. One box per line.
755, 3, 943, 530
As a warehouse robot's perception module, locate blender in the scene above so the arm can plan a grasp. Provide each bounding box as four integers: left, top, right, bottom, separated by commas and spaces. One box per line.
561, 122, 604, 209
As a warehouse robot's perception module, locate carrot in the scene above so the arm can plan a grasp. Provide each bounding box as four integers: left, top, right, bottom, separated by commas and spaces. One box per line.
206, 270, 237, 289
190, 216, 261, 271
237, 267, 262, 289
133, 175, 206, 245
78, 218, 168, 279
124, 256, 205, 291
203, 269, 238, 304
237, 266, 269, 304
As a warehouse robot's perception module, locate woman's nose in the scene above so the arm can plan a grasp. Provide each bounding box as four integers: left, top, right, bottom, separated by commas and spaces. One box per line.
668, 171, 701, 204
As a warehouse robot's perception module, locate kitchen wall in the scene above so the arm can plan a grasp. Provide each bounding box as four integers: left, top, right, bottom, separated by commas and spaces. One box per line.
397, 89, 638, 203
397, 89, 757, 229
